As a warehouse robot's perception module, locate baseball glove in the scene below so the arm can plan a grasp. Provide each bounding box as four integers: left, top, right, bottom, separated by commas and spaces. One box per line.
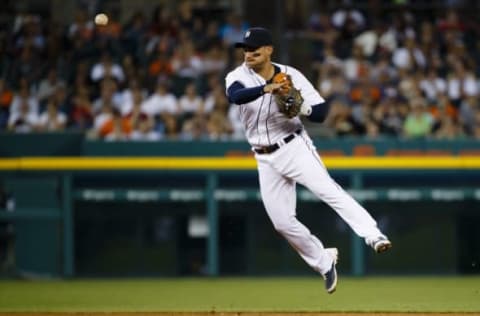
272, 72, 304, 118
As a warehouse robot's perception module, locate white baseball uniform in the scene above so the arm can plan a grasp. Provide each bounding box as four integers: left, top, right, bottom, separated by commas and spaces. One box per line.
225, 62, 386, 275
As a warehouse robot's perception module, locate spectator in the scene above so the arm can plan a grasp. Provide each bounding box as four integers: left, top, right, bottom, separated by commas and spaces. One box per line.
142, 77, 179, 134
70, 86, 94, 130
437, 9, 465, 37
446, 60, 478, 106
429, 94, 457, 123
206, 110, 233, 140
204, 84, 229, 115
7, 99, 38, 133
331, 3, 366, 58
14, 14, 45, 52
204, 85, 233, 139
343, 44, 371, 82
398, 72, 422, 101
354, 20, 387, 59
181, 114, 207, 140
365, 118, 381, 139
203, 73, 223, 97
306, 11, 338, 61
70, 61, 91, 92
220, 13, 248, 47
403, 97, 434, 138
147, 50, 173, 83
202, 44, 228, 76
37, 68, 66, 105
324, 100, 363, 136
68, 9, 94, 42
392, 37, 427, 72
122, 85, 149, 129
351, 94, 376, 133
178, 82, 203, 120
122, 11, 148, 62
146, 32, 174, 61
171, 39, 204, 79
120, 80, 147, 115
433, 115, 464, 139
9, 82, 39, 117
458, 96, 478, 135
373, 98, 404, 136
8, 46, 43, 89
390, 9, 416, 45
92, 79, 122, 114
130, 114, 161, 141
104, 109, 132, 141
349, 76, 381, 107
50, 83, 70, 115
162, 113, 179, 139
121, 55, 143, 84
445, 40, 475, 75
37, 99, 67, 131
316, 46, 344, 77
177, 0, 195, 30
419, 68, 447, 104
197, 20, 222, 51
149, 5, 177, 38
90, 52, 126, 84
227, 102, 245, 140
371, 54, 398, 90
142, 77, 178, 117
331, 4, 365, 31
91, 105, 131, 140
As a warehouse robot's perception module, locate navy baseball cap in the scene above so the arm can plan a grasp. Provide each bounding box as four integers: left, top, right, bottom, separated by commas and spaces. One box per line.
234, 27, 273, 49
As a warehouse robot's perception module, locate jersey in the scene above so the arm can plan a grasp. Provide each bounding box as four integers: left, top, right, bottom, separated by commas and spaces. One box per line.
225, 62, 325, 147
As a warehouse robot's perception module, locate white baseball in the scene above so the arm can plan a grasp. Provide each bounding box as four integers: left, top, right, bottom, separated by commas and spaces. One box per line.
94, 13, 108, 26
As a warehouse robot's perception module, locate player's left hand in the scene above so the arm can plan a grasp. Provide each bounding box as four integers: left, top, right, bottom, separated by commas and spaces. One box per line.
272, 73, 304, 118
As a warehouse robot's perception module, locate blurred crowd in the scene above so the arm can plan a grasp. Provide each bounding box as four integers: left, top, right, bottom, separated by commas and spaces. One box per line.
307, 4, 480, 139
0, 1, 480, 140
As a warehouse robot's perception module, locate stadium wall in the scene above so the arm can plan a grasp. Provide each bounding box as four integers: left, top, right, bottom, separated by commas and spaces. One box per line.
0, 134, 479, 278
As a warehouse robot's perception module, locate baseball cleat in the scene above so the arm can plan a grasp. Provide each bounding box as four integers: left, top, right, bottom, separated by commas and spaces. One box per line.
322, 248, 338, 294
371, 236, 392, 253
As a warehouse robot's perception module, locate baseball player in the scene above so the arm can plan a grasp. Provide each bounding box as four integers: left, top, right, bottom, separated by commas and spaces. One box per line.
225, 27, 391, 294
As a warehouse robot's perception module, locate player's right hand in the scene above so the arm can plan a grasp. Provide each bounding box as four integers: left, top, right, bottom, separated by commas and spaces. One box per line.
263, 81, 288, 94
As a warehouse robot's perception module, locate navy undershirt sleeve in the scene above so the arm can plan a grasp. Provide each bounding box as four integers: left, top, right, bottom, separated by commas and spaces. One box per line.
307, 101, 331, 123
227, 80, 330, 122
227, 81, 265, 104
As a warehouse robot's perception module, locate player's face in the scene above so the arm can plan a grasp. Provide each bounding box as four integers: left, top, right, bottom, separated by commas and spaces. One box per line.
243, 46, 272, 68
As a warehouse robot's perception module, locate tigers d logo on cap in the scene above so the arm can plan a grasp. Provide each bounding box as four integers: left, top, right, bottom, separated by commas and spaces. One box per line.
234, 27, 273, 49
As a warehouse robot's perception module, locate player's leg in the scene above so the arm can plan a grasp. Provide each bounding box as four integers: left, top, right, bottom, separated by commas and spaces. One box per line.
256, 155, 336, 275
290, 134, 390, 250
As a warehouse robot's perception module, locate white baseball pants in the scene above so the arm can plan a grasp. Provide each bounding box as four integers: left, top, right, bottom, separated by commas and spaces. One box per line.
255, 131, 384, 275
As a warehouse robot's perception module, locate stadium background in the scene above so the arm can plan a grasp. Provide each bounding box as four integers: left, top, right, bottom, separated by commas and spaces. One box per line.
0, 0, 479, 283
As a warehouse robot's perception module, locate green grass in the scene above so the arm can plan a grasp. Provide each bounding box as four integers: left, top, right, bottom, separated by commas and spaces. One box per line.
0, 277, 479, 312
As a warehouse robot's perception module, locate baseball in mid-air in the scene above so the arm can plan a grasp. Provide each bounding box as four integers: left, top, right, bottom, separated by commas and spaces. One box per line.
94, 13, 109, 26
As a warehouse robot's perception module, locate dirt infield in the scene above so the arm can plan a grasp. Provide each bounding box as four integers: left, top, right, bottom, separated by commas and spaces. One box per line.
0, 313, 477, 316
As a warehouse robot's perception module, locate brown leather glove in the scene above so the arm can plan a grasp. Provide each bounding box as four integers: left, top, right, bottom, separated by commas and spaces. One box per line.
272, 73, 304, 119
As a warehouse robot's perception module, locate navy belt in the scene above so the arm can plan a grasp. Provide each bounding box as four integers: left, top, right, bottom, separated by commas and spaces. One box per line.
254, 129, 302, 154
